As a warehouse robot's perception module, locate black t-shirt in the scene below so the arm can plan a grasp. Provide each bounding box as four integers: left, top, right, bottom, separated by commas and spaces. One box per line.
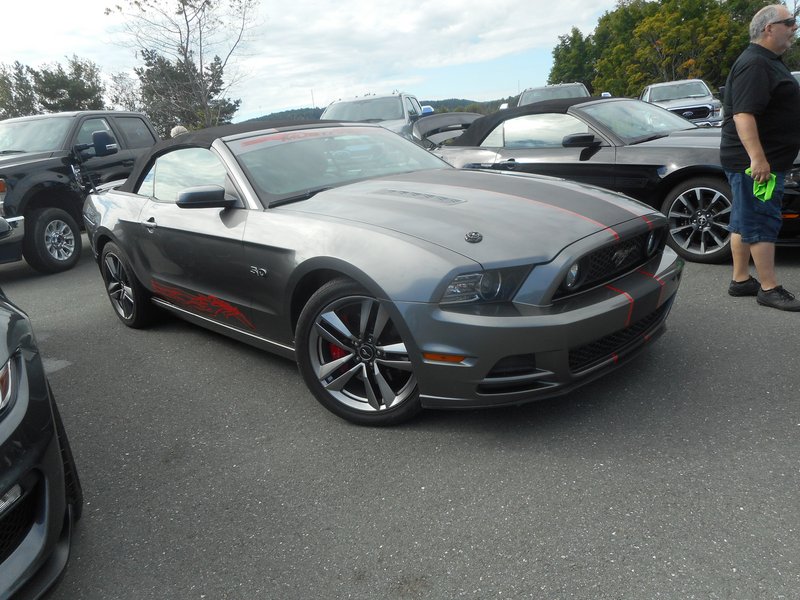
720, 43, 800, 171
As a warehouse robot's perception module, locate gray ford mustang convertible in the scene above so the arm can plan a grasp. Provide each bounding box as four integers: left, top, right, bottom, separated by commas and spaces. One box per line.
83, 120, 683, 425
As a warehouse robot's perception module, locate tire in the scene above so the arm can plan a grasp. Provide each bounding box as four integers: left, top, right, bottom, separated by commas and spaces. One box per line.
296, 279, 422, 426
100, 242, 157, 328
52, 398, 83, 522
22, 207, 82, 273
661, 177, 733, 264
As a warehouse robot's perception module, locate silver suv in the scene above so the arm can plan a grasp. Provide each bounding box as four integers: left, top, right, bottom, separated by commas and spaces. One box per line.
517, 83, 590, 106
639, 79, 722, 127
320, 92, 424, 140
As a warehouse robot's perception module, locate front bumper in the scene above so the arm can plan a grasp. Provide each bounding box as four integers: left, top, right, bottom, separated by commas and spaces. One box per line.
397, 249, 683, 409
0, 350, 75, 600
0, 217, 24, 264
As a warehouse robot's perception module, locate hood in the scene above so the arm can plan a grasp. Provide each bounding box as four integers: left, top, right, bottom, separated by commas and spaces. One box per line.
280, 169, 655, 265
653, 96, 717, 110
0, 150, 56, 170
638, 127, 722, 149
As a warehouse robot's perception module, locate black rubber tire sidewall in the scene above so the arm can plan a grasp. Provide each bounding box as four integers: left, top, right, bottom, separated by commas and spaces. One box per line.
100, 242, 157, 329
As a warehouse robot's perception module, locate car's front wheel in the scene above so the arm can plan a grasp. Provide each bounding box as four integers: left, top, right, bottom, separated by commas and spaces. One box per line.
296, 279, 421, 426
22, 207, 82, 273
661, 177, 733, 264
100, 242, 157, 328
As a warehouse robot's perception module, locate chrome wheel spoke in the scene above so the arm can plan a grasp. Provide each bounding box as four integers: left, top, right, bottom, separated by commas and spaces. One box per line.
317, 352, 355, 380
307, 292, 417, 414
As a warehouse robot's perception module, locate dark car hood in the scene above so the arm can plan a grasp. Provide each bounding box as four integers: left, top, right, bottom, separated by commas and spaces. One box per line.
636, 127, 721, 149
281, 169, 655, 265
0, 150, 56, 170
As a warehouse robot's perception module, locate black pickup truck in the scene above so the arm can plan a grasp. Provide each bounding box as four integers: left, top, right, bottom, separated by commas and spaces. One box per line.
0, 111, 159, 273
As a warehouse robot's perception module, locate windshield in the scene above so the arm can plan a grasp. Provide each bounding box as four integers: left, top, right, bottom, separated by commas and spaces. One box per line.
228, 126, 448, 202
0, 117, 72, 153
321, 97, 404, 122
578, 99, 696, 143
650, 81, 710, 102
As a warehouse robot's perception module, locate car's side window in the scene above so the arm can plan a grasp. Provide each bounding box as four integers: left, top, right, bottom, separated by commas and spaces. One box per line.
405, 97, 421, 118
76, 118, 112, 147
116, 117, 158, 148
481, 113, 591, 149
137, 148, 229, 203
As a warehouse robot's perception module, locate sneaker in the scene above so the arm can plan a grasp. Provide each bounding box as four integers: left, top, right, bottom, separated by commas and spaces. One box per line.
728, 276, 760, 297
756, 286, 800, 311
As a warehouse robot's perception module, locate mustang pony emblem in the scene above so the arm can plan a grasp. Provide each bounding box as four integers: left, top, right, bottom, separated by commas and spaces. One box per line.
151, 280, 256, 330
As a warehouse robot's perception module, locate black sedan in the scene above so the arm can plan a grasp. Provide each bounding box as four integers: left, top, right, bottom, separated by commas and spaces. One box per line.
0, 222, 83, 599
427, 97, 800, 264
83, 121, 682, 425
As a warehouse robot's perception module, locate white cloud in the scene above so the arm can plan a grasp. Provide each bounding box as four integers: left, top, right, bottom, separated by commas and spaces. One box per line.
2, 0, 617, 120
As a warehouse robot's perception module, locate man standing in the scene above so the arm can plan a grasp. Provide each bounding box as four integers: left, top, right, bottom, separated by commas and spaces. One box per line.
721, 3, 800, 310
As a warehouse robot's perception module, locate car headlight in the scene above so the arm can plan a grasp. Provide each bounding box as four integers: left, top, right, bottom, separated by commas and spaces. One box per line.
646, 229, 663, 256
563, 261, 582, 290
440, 266, 530, 305
0, 356, 16, 413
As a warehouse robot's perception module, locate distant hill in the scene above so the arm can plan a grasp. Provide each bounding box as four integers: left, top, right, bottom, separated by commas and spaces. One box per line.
248, 96, 519, 123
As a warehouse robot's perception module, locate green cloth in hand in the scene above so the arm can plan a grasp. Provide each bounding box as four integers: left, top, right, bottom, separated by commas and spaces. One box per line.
745, 168, 776, 201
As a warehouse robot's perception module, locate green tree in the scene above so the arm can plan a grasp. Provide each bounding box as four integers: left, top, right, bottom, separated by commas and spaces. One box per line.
107, 0, 257, 133
0, 61, 38, 118
108, 72, 144, 112
549, 27, 597, 92
32, 55, 106, 112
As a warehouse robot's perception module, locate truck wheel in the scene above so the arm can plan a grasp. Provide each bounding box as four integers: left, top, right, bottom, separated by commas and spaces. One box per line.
22, 208, 82, 273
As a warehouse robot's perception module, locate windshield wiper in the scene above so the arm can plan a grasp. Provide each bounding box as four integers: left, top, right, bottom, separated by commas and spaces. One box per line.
0, 149, 26, 154
268, 187, 332, 207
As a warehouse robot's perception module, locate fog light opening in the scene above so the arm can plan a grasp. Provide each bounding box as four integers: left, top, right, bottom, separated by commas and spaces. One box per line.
0, 484, 22, 516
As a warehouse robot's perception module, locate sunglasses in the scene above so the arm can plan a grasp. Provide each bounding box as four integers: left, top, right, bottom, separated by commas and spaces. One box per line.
770, 17, 797, 27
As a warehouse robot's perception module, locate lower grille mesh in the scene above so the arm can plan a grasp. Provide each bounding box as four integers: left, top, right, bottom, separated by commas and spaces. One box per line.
569, 302, 670, 372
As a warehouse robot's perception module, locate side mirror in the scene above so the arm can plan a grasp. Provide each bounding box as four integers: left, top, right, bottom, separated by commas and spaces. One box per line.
177, 185, 237, 209
718, 85, 725, 102
499, 103, 509, 110
562, 133, 601, 148
0, 217, 10, 239
421, 105, 434, 115
92, 130, 118, 157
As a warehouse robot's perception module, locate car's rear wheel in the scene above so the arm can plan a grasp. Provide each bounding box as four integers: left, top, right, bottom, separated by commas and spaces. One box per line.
296, 279, 421, 426
22, 207, 82, 273
661, 177, 732, 264
100, 242, 157, 328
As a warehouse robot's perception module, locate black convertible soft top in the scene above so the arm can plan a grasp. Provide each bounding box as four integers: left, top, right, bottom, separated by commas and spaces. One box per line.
118, 119, 328, 193
449, 97, 611, 147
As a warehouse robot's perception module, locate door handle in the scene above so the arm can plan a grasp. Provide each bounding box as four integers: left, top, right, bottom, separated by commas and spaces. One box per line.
122, 159, 135, 167
142, 217, 157, 231
496, 159, 517, 170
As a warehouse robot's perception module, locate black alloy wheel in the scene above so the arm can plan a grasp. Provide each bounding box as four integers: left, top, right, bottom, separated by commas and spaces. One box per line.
661, 177, 733, 264
296, 279, 421, 426
100, 242, 157, 328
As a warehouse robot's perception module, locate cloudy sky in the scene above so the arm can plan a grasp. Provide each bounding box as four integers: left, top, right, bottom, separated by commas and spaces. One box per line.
1, 0, 618, 121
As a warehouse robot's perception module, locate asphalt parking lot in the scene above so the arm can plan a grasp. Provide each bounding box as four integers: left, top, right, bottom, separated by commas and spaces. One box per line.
3, 239, 800, 600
